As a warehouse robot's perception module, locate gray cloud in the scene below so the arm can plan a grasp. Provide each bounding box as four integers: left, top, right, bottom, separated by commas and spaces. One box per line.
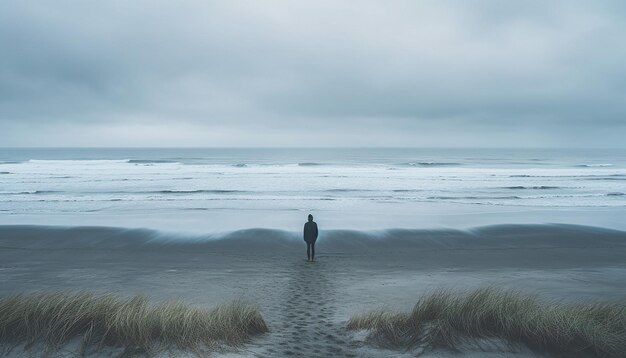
1, 0, 625, 147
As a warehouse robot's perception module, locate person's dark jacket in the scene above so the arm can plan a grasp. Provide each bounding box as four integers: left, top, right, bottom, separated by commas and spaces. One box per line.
303, 221, 318, 244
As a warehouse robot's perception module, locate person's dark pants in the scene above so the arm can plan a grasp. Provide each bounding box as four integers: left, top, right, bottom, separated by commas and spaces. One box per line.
307, 241, 315, 260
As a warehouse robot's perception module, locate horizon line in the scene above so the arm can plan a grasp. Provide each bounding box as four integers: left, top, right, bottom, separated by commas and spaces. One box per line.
1, 146, 626, 151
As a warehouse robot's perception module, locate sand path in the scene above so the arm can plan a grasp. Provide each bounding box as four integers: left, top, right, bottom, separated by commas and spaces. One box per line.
247, 258, 359, 357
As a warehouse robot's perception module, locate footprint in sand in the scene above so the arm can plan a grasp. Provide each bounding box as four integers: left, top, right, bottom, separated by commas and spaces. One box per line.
258, 258, 356, 357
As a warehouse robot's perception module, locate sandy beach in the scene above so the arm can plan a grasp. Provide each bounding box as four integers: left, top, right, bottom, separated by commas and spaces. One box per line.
2, 224, 626, 357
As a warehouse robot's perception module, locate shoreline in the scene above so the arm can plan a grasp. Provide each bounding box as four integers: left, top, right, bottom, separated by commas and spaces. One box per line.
3, 204, 626, 234
1, 222, 625, 250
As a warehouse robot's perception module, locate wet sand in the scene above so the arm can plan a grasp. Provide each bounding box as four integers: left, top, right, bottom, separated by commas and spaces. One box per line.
1, 224, 626, 357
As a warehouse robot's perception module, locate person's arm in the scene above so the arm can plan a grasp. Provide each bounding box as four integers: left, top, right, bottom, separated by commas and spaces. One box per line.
314, 223, 318, 239
303, 223, 307, 241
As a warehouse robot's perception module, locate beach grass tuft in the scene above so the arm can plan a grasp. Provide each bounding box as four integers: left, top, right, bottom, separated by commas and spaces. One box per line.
0, 291, 268, 355
347, 287, 626, 357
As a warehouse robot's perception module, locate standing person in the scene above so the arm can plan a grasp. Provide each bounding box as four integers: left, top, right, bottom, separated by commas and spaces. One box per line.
303, 214, 318, 261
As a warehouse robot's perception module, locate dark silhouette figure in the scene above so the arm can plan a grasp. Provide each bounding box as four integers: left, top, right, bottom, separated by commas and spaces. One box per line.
303, 214, 318, 261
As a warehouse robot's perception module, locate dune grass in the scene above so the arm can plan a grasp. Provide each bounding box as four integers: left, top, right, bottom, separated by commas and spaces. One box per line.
0, 291, 268, 356
348, 287, 626, 357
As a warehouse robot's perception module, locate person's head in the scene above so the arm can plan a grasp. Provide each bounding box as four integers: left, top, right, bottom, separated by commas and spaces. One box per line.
308, 214, 313, 222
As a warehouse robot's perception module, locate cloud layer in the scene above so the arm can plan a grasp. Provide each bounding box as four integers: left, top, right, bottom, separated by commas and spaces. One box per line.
1, 1, 625, 147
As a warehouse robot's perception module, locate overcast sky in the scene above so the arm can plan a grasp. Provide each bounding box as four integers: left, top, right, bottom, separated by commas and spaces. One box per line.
1, 1, 625, 147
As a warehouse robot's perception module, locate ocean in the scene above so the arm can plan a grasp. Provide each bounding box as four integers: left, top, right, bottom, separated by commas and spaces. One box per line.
1, 148, 625, 235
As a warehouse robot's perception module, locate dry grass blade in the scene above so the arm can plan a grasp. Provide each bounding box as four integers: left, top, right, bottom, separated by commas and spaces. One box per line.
0, 291, 268, 356
347, 287, 626, 357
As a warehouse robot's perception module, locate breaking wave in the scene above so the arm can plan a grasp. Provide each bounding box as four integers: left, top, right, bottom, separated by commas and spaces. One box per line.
156, 190, 245, 194
502, 186, 560, 190
404, 162, 461, 167
1, 190, 61, 195
1, 224, 625, 253
576, 164, 613, 168
127, 159, 180, 164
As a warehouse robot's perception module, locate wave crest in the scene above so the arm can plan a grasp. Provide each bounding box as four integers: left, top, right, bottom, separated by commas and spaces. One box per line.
1, 224, 624, 253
